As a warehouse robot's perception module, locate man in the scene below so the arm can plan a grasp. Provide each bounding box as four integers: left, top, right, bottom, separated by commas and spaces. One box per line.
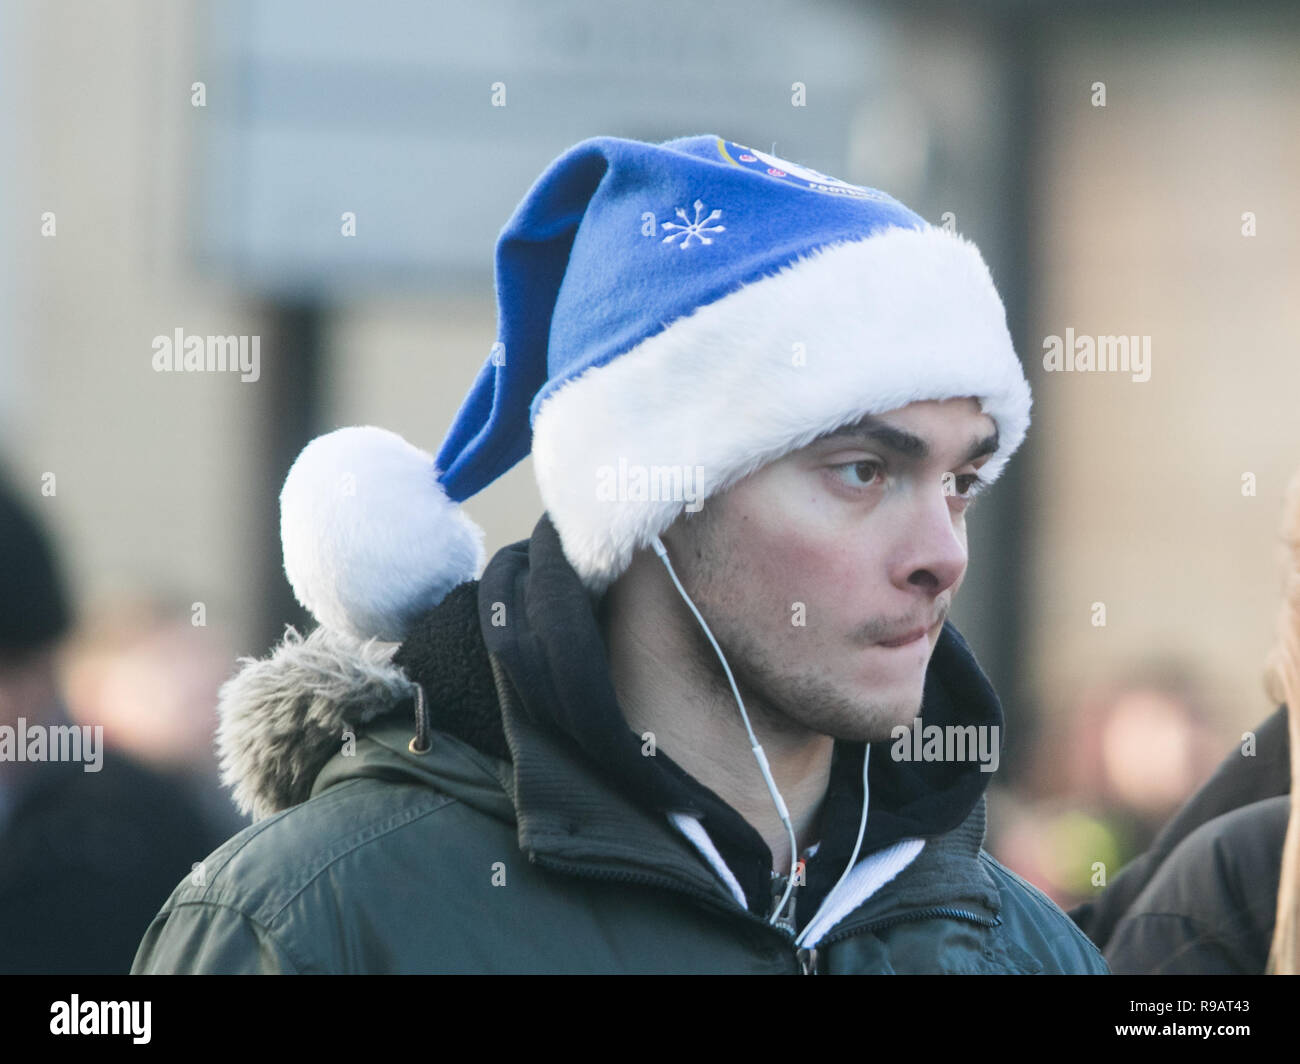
132, 134, 1107, 974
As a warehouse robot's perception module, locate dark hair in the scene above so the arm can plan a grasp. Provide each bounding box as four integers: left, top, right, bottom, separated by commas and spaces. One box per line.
0, 469, 72, 654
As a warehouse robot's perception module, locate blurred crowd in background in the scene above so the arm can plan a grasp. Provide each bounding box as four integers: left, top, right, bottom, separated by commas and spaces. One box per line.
989, 667, 1230, 912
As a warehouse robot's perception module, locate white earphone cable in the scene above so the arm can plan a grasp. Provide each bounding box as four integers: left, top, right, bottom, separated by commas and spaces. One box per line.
650, 534, 800, 925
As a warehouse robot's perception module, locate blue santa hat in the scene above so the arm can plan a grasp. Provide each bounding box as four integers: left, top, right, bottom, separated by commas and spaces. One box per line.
280, 133, 1033, 642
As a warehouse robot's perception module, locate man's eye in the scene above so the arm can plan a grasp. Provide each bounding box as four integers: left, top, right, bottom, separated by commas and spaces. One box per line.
951, 473, 986, 499
833, 460, 884, 488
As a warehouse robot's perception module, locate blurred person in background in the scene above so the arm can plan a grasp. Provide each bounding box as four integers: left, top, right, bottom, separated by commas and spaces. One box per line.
990, 670, 1225, 911
61, 597, 248, 840
1266, 466, 1300, 972
1069, 465, 1300, 974
0, 469, 229, 973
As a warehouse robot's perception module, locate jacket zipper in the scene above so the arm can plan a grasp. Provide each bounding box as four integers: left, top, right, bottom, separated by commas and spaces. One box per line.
795, 906, 1003, 974
532, 852, 999, 974
533, 853, 806, 968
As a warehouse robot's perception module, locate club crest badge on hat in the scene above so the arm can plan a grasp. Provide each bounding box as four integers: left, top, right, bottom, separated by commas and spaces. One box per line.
715, 139, 886, 200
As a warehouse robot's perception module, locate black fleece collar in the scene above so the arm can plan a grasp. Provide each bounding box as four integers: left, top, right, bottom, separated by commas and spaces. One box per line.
456, 513, 1006, 921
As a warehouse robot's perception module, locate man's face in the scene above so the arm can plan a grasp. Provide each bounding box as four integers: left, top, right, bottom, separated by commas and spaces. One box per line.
659, 397, 998, 744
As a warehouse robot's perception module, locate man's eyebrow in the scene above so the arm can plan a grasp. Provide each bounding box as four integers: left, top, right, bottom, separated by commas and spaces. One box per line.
816, 416, 999, 464
962, 432, 1000, 463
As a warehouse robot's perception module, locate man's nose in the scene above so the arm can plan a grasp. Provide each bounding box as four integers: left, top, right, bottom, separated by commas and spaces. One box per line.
888, 484, 967, 595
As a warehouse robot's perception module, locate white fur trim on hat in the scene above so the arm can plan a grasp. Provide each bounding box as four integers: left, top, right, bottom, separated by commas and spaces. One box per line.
280, 426, 485, 641
531, 225, 1032, 593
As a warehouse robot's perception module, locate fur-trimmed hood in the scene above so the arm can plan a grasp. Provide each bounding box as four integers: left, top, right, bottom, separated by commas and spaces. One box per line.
217, 581, 503, 822
216, 625, 415, 822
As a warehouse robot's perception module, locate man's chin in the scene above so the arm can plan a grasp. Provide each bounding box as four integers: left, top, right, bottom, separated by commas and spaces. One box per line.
859, 681, 927, 743
818, 691, 924, 745
750, 666, 926, 743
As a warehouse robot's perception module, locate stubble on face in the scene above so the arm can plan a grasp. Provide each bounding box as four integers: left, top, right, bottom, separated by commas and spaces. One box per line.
665, 496, 932, 747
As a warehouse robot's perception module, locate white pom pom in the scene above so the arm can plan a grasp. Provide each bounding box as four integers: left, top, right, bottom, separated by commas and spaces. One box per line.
279, 426, 485, 642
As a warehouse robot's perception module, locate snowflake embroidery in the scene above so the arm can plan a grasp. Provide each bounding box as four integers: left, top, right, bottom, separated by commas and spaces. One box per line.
661, 199, 725, 249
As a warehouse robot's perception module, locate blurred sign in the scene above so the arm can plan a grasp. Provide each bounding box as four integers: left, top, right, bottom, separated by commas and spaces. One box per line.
193, 0, 889, 297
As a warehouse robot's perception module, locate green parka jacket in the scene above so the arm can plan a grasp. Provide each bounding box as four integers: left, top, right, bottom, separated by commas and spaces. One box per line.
132, 522, 1108, 975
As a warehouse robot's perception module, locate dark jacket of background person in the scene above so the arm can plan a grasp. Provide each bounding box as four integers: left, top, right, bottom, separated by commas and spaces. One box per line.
1070, 705, 1290, 973
0, 743, 230, 974
1102, 794, 1287, 973
133, 517, 1108, 974
0, 470, 229, 974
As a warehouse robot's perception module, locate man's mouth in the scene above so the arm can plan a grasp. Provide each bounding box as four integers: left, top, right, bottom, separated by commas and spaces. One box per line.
876, 627, 929, 649
874, 614, 944, 649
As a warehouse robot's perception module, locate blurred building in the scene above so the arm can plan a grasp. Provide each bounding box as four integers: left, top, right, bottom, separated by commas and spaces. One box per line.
2, 0, 1297, 900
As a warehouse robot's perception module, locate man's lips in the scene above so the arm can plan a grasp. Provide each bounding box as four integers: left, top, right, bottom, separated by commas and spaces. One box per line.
874, 616, 943, 648
876, 627, 928, 648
